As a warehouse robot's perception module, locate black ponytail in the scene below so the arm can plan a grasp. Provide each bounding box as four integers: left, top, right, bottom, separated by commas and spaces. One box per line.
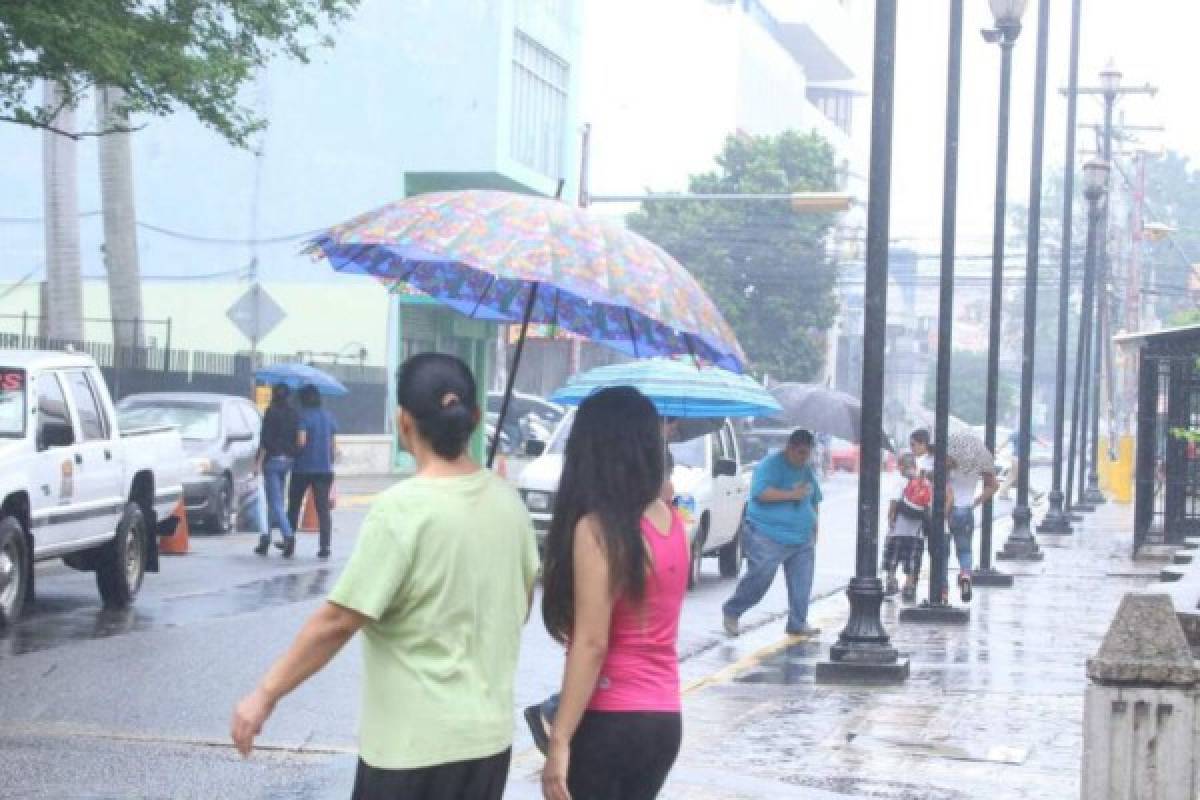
396, 353, 479, 460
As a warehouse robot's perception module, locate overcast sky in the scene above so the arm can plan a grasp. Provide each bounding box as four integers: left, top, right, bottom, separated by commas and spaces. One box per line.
886, 0, 1188, 250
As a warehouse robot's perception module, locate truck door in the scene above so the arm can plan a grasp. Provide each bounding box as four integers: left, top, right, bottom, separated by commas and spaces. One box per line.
32, 371, 83, 551
61, 369, 124, 540
709, 424, 741, 547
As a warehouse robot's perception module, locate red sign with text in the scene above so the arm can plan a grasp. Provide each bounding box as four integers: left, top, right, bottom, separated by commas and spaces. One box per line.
0, 370, 25, 392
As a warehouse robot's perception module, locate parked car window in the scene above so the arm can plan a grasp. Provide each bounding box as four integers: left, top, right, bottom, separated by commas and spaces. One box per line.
37, 373, 74, 449
670, 436, 706, 470
65, 370, 108, 441
235, 403, 261, 435
120, 403, 221, 441
720, 425, 737, 463
0, 368, 26, 438
225, 403, 251, 437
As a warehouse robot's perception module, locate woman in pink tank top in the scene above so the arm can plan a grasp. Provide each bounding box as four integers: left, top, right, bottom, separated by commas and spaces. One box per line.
539, 387, 686, 800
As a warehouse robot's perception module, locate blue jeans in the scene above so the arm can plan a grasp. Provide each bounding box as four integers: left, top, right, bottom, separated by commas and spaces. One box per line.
947, 507, 975, 572
263, 456, 294, 538
722, 522, 816, 632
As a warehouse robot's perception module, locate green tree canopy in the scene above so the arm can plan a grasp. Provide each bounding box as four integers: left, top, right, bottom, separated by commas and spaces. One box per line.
627, 131, 840, 380
1144, 150, 1200, 321
0, 0, 358, 146
924, 349, 1016, 428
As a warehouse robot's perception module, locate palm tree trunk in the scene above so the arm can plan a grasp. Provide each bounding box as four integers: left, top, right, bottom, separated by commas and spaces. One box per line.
97, 87, 143, 351
42, 81, 83, 343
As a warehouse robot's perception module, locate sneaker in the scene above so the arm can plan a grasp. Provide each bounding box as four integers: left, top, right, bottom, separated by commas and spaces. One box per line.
884, 576, 899, 596
523, 705, 550, 757
785, 625, 821, 637
254, 535, 270, 556
723, 614, 739, 637
317, 548, 331, 559
281, 538, 295, 559
958, 573, 973, 603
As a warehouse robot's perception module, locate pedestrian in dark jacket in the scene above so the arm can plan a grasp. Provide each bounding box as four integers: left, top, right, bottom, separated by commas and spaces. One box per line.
287, 384, 338, 558
255, 384, 302, 558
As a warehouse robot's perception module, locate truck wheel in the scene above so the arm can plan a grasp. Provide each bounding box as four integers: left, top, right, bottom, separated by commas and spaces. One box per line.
213, 478, 234, 534
0, 517, 30, 626
96, 503, 146, 609
688, 519, 707, 591
718, 527, 742, 579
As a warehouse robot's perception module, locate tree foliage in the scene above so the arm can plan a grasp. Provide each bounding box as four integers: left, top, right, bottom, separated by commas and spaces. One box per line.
626, 131, 840, 381
1144, 150, 1200, 321
0, 0, 358, 146
923, 349, 1016, 427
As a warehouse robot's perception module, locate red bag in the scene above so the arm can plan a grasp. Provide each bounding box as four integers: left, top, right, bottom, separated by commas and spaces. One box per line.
903, 476, 932, 510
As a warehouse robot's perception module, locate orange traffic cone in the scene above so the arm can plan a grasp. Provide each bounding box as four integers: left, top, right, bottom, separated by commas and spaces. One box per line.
160, 499, 190, 555
299, 488, 319, 533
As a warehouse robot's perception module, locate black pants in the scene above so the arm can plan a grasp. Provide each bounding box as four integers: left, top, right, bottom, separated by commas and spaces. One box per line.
349, 749, 510, 800
286, 472, 334, 550
568, 711, 682, 800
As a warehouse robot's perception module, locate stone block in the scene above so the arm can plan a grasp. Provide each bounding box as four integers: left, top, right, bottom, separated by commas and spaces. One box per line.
1082, 594, 1200, 799
1081, 687, 1197, 800
1087, 594, 1198, 686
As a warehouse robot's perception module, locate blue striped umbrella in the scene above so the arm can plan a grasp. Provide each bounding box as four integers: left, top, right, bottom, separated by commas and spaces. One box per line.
550, 359, 780, 419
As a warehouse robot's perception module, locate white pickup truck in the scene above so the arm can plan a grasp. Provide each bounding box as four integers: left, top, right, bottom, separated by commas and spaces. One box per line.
0, 351, 186, 624
517, 414, 750, 589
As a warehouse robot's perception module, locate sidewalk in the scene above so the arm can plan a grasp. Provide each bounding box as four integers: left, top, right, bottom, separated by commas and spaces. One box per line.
507, 501, 1154, 799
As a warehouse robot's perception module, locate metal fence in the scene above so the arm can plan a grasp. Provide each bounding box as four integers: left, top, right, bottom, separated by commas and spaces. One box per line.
0, 334, 389, 435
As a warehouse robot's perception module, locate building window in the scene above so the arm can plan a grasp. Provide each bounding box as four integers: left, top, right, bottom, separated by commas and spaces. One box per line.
511, 30, 569, 179
807, 88, 854, 136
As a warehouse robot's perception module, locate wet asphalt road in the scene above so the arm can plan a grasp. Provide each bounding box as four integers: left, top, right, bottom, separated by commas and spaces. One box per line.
0, 470, 1040, 799
0, 474, 869, 799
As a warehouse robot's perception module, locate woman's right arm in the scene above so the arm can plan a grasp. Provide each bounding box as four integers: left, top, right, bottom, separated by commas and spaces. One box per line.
543, 516, 613, 800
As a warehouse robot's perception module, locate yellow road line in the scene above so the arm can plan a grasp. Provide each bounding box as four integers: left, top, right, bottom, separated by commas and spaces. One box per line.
682, 632, 815, 695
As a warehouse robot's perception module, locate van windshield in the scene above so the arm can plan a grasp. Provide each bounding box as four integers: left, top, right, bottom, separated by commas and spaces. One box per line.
547, 411, 707, 469
0, 368, 26, 438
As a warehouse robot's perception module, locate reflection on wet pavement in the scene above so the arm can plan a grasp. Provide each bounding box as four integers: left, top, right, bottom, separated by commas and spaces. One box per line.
677, 506, 1151, 799
0, 569, 331, 659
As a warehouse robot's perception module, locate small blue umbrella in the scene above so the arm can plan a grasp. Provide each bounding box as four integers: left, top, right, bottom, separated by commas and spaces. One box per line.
255, 363, 349, 397
550, 359, 780, 419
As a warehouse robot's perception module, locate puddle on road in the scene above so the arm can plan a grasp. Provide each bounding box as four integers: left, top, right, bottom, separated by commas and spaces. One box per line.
0, 569, 331, 659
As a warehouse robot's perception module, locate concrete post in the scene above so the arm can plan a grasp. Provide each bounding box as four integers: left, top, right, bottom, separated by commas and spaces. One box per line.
1082, 593, 1199, 800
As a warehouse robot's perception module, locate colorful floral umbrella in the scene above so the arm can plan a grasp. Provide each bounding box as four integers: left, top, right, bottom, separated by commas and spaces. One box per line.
307, 190, 747, 465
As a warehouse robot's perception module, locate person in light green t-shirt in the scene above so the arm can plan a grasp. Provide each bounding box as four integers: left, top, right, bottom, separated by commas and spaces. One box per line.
232, 354, 539, 800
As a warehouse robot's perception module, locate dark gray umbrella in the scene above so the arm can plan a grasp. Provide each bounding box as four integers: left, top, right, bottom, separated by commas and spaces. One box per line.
769, 383, 862, 442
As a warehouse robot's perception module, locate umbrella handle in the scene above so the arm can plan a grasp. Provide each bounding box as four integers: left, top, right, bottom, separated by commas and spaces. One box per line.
488, 282, 540, 468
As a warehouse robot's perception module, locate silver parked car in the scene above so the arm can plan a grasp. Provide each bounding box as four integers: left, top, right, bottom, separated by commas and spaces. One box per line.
117, 393, 260, 532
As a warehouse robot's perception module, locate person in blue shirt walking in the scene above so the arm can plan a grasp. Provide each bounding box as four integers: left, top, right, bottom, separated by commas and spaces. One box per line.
722, 429, 823, 638
287, 384, 339, 558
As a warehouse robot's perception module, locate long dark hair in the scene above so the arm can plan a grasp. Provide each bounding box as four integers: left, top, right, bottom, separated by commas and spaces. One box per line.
395, 353, 479, 460
542, 386, 664, 644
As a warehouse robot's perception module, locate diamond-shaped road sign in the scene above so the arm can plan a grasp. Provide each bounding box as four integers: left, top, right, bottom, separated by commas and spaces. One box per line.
226, 284, 286, 343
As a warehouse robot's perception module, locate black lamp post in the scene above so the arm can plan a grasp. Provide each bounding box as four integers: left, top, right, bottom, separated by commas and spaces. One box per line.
1080, 162, 1109, 498
815, 0, 909, 685
976, 0, 1026, 582
1082, 63, 1122, 507
997, 0, 1049, 563
1038, 0, 1083, 535
898, 0, 968, 625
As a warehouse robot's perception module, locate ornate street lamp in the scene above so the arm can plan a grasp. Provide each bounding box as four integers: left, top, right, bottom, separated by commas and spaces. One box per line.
1038, 0, 1083, 535
997, 0, 1049, 564
975, 0, 1029, 582
815, 0, 909, 685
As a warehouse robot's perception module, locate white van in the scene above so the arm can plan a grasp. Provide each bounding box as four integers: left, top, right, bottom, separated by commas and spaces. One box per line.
517, 413, 750, 588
